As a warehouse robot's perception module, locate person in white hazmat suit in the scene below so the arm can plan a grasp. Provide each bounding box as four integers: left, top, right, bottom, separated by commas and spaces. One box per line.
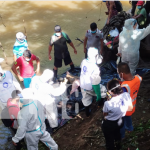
80, 47, 106, 117
12, 88, 58, 150
0, 58, 22, 110
30, 69, 67, 128
117, 18, 150, 75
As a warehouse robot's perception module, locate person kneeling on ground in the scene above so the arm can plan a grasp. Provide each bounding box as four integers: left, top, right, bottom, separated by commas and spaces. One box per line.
48, 25, 77, 82
12, 50, 40, 88
102, 79, 133, 150
30, 69, 67, 130
7, 90, 22, 150
12, 88, 58, 150
80, 47, 106, 117
117, 62, 142, 139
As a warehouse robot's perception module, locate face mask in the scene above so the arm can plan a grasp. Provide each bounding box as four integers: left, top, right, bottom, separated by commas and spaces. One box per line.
137, 6, 141, 9
55, 32, 61, 37
25, 58, 31, 62
0, 73, 5, 82
20, 98, 24, 103
118, 73, 124, 81
91, 30, 97, 34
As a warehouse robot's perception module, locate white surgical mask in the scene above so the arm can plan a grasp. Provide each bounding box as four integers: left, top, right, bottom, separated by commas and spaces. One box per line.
119, 73, 124, 81
26, 58, 31, 62
55, 32, 61, 37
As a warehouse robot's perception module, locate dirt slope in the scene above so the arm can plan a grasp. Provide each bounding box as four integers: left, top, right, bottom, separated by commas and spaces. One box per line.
52, 72, 150, 150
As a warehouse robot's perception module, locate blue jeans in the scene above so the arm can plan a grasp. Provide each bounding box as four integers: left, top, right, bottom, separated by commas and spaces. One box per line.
120, 116, 133, 139
23, 74, 36, 88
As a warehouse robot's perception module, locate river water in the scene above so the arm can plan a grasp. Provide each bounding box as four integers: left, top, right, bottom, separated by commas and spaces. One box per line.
0, 1, 131, 149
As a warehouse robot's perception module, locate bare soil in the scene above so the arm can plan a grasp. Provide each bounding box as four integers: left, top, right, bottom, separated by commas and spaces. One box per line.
51, 71, 150, 150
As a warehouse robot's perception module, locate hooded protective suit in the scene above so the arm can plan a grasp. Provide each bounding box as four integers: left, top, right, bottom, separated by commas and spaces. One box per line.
80, 47, 106, 106
118, 19, 150, 75
30, 69, 66, 128
0, 58, 22, 110
12, 88, 58, 150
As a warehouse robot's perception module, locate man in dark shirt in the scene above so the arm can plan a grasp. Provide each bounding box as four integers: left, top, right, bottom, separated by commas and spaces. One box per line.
48, 25, 77, 81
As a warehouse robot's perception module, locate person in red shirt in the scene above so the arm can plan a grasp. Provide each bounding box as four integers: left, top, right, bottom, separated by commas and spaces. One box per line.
7, 90, 22, 150
12, 50, 40, 88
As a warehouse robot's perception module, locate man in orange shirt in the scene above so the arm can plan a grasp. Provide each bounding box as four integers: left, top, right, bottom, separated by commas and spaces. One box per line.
117, 62, 142, 139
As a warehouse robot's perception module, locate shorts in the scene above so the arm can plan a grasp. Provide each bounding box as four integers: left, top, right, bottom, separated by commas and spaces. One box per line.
23, 74, 36, 88
54, 54, 72, 68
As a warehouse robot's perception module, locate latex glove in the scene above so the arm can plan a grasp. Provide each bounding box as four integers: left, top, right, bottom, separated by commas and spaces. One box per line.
92, 84, 101, 102
70, 79, 80, 95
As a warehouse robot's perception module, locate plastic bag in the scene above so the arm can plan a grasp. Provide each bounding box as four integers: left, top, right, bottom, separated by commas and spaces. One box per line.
109, 28, 119, 37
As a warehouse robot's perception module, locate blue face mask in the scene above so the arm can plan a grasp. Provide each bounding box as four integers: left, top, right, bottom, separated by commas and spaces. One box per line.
20, 98, 24, 103
137, 6, 142, 9
91, 30, 97, 34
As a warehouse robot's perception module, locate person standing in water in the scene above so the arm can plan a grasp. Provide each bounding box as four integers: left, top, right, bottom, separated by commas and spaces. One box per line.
48, 25, 77, 82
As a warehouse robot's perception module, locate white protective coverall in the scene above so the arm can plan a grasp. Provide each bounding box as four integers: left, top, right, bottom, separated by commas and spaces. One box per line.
30, 69, 67, 128
80, 47, 106, 106
118, 19, 150, 75
12, 88, 58, 150
0, 58, 22, 110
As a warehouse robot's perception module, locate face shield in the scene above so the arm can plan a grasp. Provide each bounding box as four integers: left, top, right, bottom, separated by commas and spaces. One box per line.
95, 54, 103, 65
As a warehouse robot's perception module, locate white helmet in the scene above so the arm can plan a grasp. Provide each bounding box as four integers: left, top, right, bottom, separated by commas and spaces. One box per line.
40, 69, 54, 83
87, 47, 103, 64
16, 32, 26, 43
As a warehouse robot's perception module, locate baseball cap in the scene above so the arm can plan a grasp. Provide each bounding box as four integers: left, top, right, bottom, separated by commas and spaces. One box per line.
137, 1, 144, 6
16, 32, 26, 42
54, 25, 61, 32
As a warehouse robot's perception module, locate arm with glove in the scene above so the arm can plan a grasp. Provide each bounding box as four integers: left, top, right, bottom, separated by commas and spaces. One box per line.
91, 73, 101, 102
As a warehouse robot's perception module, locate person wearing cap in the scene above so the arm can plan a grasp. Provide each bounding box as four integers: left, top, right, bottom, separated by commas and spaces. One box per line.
80, 47, 106, 117
7, 90, 22, 150
133, 1, 147, 29
117, 18, 150, 75
12, 88, 58, 150
49, 25, 77, 81
0, 58, 22, 110
13, 32, 29, 61
12, 50, 40, 88
84, 22, 103, 58
30, 69, 67, 129
102, 79, 133, 150
117, 62, 142, 139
